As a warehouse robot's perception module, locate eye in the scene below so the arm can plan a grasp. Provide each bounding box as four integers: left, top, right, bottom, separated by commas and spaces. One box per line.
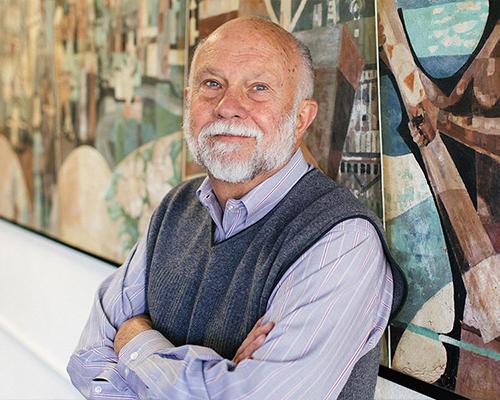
252, 83, 269, 92
203, 79, 221, 89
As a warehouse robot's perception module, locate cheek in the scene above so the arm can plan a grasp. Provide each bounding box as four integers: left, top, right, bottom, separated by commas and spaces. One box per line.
251, 110, 282, 136
189, 102, 214, 132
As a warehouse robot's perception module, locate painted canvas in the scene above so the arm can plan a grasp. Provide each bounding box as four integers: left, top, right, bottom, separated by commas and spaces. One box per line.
0, 0, 186, 261
0, 0, 382, 260
378, 0, 499, 397
183, 0, 384, 216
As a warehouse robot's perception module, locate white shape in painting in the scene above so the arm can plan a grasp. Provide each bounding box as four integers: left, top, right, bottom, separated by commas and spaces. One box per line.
428, 45, 439, 54
433, 28, 449, 39
456, 1, 482, 12
442, 35, 463, 47
393, 331, 447, 383
453, 20, 477, 34
432, 16, 453, 25
412, 283, 455, 333
0, 135, 31, 224
392, 283, 455, 383
56, 145, 120, 260
110, 133, 181, 251
463, 39, 477, 48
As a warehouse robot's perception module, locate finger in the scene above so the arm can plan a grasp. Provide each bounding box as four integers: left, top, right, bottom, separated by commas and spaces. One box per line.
237, 322, 274, 353
235, 332, 258, 358
259, 321, 274, 332
234, 321, 274, 359
236, 320, 270, 353
238, 334, 267, 361
252, 321, 274, 338
239, 333, 267, 361
249, 317, 263, 333
238, 319, 263, 351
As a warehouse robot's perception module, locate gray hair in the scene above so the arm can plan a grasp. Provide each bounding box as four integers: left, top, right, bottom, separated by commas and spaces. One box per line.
291, 35, 314, 101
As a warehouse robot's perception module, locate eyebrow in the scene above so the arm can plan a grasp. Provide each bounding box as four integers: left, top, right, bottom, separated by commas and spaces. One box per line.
193, 67, 280, 85
193, 67, 226, 83
247, 71, 276, 82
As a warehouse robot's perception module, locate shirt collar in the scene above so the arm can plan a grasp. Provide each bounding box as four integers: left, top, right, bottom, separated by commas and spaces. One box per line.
196, 149, 311, 227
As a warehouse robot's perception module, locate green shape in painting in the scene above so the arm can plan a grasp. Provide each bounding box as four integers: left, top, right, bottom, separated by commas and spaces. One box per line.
387, 196, 452, 325
155, 82, 183, 138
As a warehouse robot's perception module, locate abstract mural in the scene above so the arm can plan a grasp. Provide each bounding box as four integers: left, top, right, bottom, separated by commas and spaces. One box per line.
378, 0, 499, 397
0, 0, 185, 260
0, 0, 382, 260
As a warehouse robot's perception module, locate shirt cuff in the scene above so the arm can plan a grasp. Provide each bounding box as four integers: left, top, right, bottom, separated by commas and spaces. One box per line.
117, 329, 175, 393
118, 329, 175, 365
88, 365, 138, 399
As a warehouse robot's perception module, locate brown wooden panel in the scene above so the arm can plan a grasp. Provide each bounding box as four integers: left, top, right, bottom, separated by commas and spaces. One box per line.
338, 25, 364, 91
456, 329, 500, 399
199, 11, 239, 40
439, 189, 495, 268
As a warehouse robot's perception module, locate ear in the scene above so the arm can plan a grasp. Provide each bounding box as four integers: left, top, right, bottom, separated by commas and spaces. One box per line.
184, 86, 190, 102
294, 99, 318, 143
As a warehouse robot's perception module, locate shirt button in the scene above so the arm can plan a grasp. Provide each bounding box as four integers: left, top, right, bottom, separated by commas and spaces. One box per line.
94, 385, 102, 394
130, 351, 139, 360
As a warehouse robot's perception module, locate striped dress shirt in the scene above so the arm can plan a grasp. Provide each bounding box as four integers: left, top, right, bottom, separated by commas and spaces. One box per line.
67, 149, 393, 399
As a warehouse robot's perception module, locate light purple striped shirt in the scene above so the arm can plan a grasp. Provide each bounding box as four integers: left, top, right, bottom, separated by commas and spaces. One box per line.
67, 149, 393, 400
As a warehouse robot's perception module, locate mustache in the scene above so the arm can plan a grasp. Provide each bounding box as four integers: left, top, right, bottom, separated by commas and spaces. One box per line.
199, 121, 264, 139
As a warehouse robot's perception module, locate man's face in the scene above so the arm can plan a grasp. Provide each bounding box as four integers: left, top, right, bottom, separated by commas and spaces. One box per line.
183, 25, 302, 183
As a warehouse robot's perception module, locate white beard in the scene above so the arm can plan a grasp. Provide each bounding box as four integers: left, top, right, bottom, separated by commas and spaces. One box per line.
183, 104, 299, 183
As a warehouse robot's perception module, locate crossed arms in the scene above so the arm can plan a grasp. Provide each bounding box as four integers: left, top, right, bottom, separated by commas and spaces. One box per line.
67, 218, 392, 399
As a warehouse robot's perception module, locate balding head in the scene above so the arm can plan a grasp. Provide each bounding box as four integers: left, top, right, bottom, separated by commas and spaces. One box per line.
189, 17, 314, 102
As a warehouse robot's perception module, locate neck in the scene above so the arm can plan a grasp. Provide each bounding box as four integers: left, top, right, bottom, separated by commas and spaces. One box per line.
209, 167, 281, 210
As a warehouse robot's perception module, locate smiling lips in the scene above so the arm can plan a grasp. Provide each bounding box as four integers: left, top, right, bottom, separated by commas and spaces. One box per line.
211, 134, 255, 141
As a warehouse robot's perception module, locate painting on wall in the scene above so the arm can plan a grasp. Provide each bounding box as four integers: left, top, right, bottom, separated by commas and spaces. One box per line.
0, 0, 384, 261
0, 0, 186, 261
183, 0, 384, 217
378, 0, 499, 397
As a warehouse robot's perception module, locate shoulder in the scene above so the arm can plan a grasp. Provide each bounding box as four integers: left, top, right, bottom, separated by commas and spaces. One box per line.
306, 217, 385, 260
330, 218, 382, 240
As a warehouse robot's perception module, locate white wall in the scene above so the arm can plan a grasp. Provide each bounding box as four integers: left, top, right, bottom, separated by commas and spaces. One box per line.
0, 219, 114, 399
0, 219, 430, 399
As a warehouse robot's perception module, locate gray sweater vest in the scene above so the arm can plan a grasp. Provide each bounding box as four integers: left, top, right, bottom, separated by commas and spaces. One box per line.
145, 169, 406, 363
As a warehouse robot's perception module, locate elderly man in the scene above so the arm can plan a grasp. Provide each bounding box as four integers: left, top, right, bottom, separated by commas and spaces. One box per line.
68, 17, 405, 399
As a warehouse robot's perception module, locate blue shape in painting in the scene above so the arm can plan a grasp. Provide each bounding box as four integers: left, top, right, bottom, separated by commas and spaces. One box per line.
387, 196, 453, 325
418, 54, 471, 78
380, 75, 411, 157
400, 0, 488, 77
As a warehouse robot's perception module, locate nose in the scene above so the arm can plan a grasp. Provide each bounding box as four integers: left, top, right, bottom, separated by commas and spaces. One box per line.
214, 89, 248, 120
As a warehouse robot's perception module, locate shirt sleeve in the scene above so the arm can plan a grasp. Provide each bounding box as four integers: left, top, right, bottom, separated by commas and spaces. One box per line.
66, 228, 151, 399
114, 218, 393, 400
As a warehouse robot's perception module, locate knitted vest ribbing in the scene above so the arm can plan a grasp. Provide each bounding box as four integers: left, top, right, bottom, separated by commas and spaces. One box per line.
145, 169, 406, 360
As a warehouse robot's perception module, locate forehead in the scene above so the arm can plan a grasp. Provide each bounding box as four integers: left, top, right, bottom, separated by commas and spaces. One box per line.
191, 26, 300, 80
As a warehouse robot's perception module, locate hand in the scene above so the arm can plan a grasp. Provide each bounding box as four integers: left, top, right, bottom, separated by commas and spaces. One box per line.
114, 314, 153, 355
232, 318, 274, 364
